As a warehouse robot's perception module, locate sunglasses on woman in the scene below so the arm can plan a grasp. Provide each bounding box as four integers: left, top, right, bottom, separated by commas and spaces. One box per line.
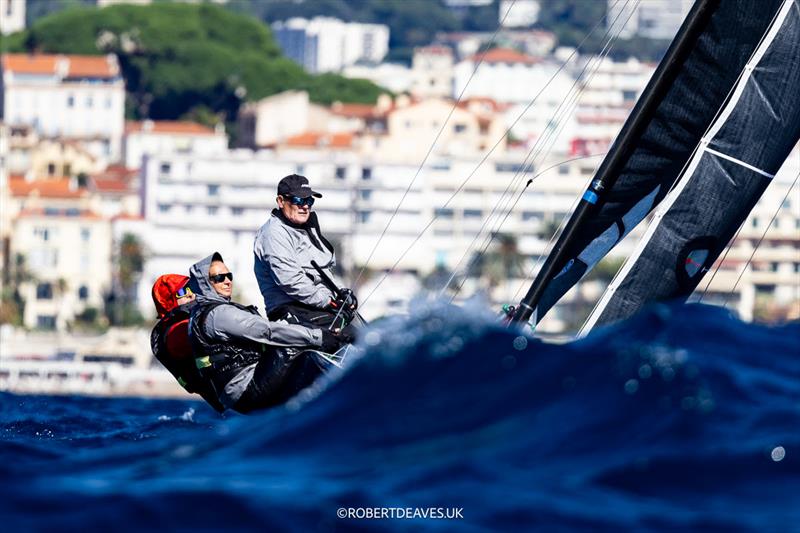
209, 272, 233, 283
283, 195, 315, 207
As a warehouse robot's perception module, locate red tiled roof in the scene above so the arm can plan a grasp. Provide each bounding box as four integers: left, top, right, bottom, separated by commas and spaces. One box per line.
112, 213, 144, 221
1, 53, 118, 78
286, 132, 354, 149
9, 177, 87, 199
125, 120, 216, 135
468, 47, 538, 65
330, 102, 383, 119
91, 177, 131, 193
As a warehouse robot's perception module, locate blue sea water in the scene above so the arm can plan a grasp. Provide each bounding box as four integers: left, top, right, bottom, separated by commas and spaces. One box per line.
1, 302, 799, 532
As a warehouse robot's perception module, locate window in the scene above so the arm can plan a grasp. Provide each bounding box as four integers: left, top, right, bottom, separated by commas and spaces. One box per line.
232, 207, 244, 216
752, 218, 759, 228
208, 184, 219, 196
64, 164, 71, 176
296, 164, 305, 175
454, 124, 467, 134
558, 165, 569, 175
34, 227, 51, 242
464, 209, 482, 219
80, 228, 91, 242
622, 90, 637, 101
359, 190, 372, 201
769, 262, 779, 272
335, 166, 347, 180
158, 204, 172, 213
207, 206, 218, 215
36, 283, 53, 300
78, 286, 89, 300
86, 95, 93, 108
495, 162, 527, 173
358, 211, 371, 224
47, 163, 56, 176
362, 167, 372, 180
434, 208, 454, 219
36, 316, 56, 330
67, 95, 75, 108
160, 163, 171, 176
185, 205, 194, 213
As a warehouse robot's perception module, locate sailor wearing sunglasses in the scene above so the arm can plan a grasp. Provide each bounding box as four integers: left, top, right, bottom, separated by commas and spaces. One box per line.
186, 252, 343, 413
254, 174, 358, 340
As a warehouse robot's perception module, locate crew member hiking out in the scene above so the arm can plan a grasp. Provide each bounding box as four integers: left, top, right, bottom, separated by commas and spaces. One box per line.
188, 252, 345, 413
150, 274, 224, 413
254, 174, 359, 337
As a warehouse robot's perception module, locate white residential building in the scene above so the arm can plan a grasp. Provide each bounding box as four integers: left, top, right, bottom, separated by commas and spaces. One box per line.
411, 46, 454, 98
342, 62, 413, 94
0, 0, 25, 35
500, 0, 540, 28
0, 53, 126, 163
123, 120, 228, 169
272, 17, 389, 73
12, 208, 111, 330
237, 91, 338, 148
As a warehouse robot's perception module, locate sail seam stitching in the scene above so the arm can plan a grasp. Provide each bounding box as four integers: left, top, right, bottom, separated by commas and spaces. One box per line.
703, 147, 776, 178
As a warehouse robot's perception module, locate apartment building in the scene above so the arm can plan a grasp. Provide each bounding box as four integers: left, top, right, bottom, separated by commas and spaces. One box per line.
0, 0, 25, 35
0, 53, 125, 163
123, 120, 228, 169
272, 17, 389, 74
411, 46, 454, 98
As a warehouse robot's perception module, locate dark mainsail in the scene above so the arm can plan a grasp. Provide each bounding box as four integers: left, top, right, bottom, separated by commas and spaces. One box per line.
511, 0, 791, 328
583, 0, 800, 332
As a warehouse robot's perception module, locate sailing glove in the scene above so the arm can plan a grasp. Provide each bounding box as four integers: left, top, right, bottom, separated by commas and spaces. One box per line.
320, 330, 342, 353
328, 288, 358, 323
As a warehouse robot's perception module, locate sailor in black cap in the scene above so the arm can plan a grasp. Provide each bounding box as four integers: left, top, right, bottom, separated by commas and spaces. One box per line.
253, 174, 358, 347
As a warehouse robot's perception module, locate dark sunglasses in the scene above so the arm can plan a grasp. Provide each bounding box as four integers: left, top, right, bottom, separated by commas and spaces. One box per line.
283, 195, 315, 207
209, 272, 233, 283
175, 286, 193, 299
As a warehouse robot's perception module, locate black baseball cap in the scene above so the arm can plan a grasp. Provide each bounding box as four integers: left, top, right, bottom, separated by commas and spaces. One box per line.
277, 174, 322, 198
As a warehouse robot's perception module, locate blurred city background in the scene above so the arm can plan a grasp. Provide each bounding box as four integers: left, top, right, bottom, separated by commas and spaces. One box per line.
1, 0, 798, 398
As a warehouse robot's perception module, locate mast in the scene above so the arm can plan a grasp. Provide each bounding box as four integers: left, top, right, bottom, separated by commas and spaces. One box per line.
511, 0, 720, 326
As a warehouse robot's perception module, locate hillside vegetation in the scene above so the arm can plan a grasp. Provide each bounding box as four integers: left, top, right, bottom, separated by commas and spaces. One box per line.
1, 2, 384, 124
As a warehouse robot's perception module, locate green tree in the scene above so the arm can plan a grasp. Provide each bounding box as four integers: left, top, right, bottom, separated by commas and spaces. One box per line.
0, 254, 34, 326
107, 233, 145, 326
467, 233, 526, 289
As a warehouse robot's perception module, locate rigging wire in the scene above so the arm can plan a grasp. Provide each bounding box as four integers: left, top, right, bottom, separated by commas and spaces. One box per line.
357, 1, 630, 308
440, 0, 641, 302
440, 0, 638, 300
351, 0, 518, 290
722, 171, 800, 311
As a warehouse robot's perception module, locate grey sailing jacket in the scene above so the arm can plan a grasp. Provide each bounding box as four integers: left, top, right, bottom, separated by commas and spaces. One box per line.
188, 252, 323, 407
253, 210, 337, 313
